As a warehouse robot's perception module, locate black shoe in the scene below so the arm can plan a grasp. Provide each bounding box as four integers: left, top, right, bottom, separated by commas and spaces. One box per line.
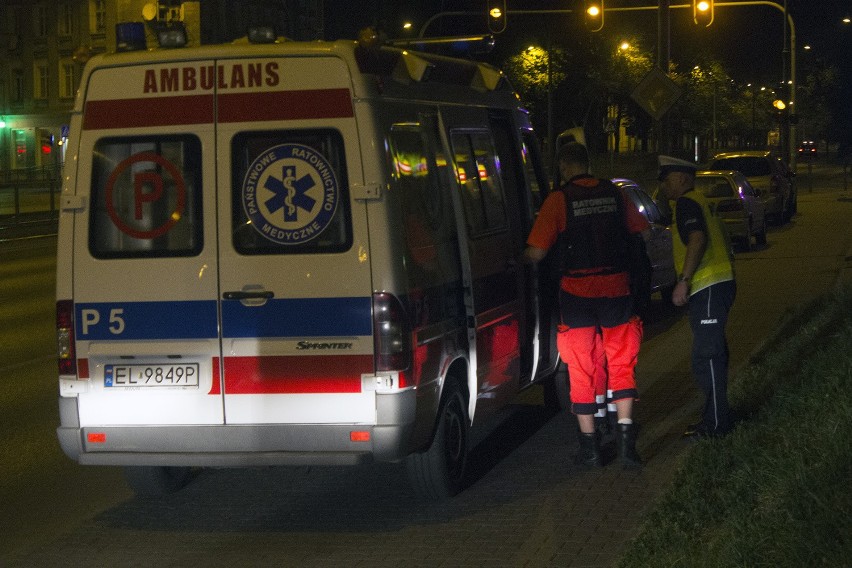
683, 421, 705, 436
616, 423, 642, 468
575, 432, 603, 468
683, 425, 729, 440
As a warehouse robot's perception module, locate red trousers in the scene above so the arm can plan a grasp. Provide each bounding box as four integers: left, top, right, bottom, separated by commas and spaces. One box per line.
557, 315, 642, 415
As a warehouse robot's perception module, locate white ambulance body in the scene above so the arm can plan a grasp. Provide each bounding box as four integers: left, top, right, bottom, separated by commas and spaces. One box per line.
56, 36, 560, 499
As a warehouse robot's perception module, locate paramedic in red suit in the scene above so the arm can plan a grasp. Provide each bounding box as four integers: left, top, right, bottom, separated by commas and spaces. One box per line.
523, 142, 649, 468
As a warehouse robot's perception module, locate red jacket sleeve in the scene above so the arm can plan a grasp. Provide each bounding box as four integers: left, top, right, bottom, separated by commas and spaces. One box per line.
526, 191, 566, 251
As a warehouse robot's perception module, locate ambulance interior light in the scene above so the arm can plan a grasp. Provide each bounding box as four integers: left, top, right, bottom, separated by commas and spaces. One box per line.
157, 22, 187, 48
248, 26, 277, 44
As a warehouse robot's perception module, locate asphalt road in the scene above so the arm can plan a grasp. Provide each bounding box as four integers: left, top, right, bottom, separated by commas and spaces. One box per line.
1, 168, 849, 568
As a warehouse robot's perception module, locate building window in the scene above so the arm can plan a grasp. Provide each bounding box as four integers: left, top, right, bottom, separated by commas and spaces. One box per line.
34, 5, 48, 37
60, 60, 76, 99
13, 71, 25, 102
90, 0, 106, 34
58, 4, 74, 36
34, 61, 49, 99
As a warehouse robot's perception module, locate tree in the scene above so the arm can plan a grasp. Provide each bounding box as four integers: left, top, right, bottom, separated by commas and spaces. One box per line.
797, 64, 840, 150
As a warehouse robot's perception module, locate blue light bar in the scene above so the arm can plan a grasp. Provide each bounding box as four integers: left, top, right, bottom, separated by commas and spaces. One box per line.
116, 22, 146, 52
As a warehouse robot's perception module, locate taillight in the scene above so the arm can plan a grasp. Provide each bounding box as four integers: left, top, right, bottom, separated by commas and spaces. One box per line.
57, 300, 77, 376
372, 292, 411, 372
715, 199, 744, 213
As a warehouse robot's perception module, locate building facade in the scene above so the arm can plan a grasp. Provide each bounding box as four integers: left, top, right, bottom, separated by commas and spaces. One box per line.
0, 0, 323, 174
0, 0, 110, 172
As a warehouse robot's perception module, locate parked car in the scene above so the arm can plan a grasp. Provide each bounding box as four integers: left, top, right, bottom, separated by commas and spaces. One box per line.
798, 140, 817, 160
695, 170, 768, 252
612, 178, 677, 309
708, 150, 796, 223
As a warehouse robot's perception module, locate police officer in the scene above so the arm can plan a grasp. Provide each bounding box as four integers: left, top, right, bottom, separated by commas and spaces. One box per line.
524, 142, 649, 467
658, 155, 736, 438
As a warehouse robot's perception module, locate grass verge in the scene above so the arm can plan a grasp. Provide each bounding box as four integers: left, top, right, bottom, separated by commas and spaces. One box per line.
617, 284, 852, 568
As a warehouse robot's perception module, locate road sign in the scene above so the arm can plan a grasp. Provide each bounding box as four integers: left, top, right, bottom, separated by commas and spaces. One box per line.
631, 67, 681, 121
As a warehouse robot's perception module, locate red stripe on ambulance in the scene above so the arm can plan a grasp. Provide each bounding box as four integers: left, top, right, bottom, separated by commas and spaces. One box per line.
218, 89, 353, 122
82, 94, 214, 129
81, 89, 352, 130
212, 355, 372, 394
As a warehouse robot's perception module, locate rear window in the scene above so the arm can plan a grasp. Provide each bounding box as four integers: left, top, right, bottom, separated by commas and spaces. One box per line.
451, 130, 507, 236
625, 185, 664, 224
710, 157, 770, 177
89, 135, 203, 259
696, 176, 734, 198
231, 129, 352, 255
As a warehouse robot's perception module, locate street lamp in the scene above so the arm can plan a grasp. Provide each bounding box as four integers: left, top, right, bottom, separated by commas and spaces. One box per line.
487, 0, 507, 34
694, 0, 714, 27
584, 1, 604, 32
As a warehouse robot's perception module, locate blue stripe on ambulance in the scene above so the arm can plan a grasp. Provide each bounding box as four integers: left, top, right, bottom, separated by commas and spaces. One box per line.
74, 297, 371, 340
221, 297, 371, 338
75, 301, 218, 340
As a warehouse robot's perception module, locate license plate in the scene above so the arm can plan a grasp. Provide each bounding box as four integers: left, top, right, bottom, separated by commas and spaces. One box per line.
104, 363, 200, 388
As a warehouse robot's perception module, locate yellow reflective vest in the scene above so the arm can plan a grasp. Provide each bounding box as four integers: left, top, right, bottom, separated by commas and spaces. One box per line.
672, 190, 734, 294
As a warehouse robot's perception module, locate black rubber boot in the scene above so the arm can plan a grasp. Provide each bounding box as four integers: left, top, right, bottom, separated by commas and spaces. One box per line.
575, 431, 603, 468
616, 423, 642, 468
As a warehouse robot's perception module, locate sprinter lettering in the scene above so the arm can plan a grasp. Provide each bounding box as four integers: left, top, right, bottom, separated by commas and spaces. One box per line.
142, 62, 280, 94
296, 341, 354, 350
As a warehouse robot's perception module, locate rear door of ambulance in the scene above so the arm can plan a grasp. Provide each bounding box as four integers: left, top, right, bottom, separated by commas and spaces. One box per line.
214, 55, 375, 428
71, 54, 375, 439
72, 58, 222, 430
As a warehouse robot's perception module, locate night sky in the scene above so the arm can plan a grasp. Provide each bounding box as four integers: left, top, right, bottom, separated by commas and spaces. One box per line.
326, 0, 849, 83
323, 1, 850, 147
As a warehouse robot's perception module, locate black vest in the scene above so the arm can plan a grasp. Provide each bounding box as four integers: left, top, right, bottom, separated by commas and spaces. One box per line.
558, 178, 631, 275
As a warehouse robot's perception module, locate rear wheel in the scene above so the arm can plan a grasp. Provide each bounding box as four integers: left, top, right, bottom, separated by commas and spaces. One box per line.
755, 217, 768, 246
406, 380, 469, 500
124, 466, 194, 498
785, 190, 797, 220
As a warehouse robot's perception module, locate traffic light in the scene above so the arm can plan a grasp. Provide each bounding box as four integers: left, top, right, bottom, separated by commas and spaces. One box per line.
40, 129, 54, 155
487, 0, 506, 34
693, 0, 714, 27
584, 1, 604, 32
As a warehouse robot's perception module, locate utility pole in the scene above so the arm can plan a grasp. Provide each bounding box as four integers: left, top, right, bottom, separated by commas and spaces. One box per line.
657, 0, 671, 153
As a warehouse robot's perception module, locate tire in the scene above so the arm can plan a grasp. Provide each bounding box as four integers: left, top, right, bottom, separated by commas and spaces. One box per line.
756, 218, 768, 246
543, 365, 570, 411
406, 380, 469, 500
124, 466, 194, 498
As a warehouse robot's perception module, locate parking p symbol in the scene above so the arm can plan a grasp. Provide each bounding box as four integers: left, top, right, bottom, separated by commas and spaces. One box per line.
134, 172, 164, 220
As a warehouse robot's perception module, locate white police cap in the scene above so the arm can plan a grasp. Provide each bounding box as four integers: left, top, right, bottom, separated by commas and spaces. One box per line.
658, 155, 698, 180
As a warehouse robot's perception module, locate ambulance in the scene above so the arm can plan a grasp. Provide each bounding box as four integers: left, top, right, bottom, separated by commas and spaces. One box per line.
55, 28, 562, 500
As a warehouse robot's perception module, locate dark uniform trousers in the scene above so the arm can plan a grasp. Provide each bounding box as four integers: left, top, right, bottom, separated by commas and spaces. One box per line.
688, 279, 736, 435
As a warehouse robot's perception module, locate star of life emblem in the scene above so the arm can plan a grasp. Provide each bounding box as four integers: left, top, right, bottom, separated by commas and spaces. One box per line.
241, 144, 339, 245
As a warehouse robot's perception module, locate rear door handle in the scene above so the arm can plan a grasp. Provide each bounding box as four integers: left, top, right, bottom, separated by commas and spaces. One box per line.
222, 290, 275, 300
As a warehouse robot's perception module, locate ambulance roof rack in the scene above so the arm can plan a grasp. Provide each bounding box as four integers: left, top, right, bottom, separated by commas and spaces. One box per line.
355, 44, 506, 92
386, 35, 496, 57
